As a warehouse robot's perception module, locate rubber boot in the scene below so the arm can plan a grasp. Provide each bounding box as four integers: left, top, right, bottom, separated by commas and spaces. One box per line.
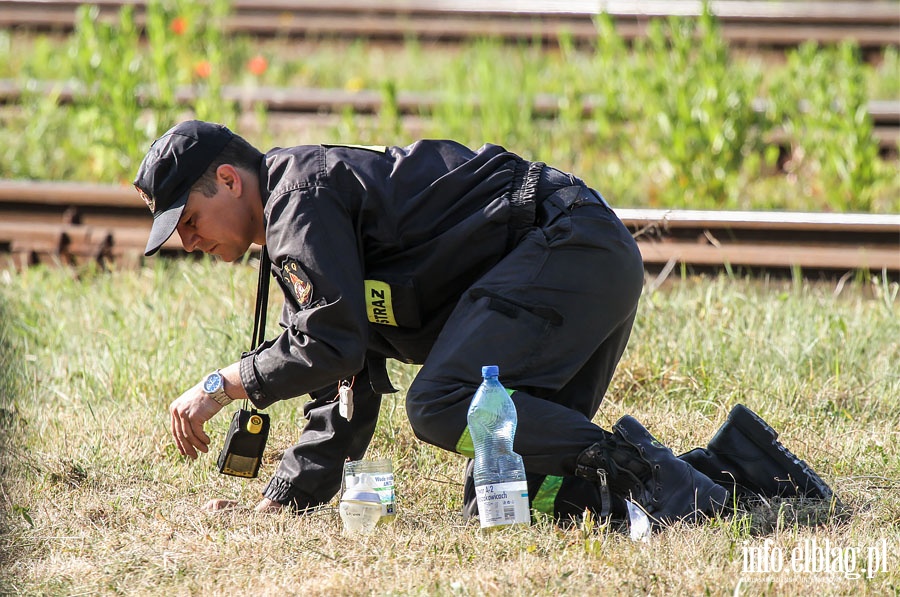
679, 404, 836, 501
576, 415, 730, 527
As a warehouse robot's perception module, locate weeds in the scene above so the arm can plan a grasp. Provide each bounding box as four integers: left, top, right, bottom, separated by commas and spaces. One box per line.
1, 0, 897, 211
771, 42, 886, 211
634, 9, 764, 208
3, 0, 238, 183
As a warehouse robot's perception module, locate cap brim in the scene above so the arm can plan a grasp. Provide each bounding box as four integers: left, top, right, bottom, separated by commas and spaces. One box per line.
144, 191, 189, 256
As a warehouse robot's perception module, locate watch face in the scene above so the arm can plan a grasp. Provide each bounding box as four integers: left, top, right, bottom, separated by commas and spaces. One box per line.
203, 372, 223, 393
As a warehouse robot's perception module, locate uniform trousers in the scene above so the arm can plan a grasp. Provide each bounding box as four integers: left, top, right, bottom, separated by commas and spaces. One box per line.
406, 185, 644, 519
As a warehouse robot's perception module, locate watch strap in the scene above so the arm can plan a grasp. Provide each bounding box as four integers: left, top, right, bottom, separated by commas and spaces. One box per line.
205, 370, 233, 406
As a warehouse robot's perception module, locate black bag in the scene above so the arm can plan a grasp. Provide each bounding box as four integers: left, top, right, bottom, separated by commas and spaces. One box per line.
217, 408, 270, 478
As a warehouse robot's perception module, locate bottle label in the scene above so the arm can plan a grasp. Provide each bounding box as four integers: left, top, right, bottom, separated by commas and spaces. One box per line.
475, 481, 530, 528
345, 471, 395, 517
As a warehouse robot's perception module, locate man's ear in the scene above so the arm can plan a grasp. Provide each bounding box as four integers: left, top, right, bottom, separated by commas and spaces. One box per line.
216, 164, 243, 195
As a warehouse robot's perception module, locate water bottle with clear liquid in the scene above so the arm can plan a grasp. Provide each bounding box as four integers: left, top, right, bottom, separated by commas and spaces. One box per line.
467, 365, 531, 529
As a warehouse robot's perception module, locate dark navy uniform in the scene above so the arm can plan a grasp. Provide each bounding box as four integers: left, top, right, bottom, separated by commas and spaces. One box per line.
238, 140, 644, 519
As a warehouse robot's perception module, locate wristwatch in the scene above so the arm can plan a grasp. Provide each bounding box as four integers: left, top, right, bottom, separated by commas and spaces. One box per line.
202, 370, 233, 407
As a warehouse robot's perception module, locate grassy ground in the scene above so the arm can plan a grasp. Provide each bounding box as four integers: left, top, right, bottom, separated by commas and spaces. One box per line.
0, 259, 898, 595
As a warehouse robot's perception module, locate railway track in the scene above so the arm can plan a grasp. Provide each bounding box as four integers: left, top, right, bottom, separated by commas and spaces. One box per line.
1, 80, 897, 157
2, 179, 898, 276
1, 0, 898, 49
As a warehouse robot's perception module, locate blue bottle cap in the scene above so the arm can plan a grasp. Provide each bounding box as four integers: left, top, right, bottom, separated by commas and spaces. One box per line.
482, 365, 499, 378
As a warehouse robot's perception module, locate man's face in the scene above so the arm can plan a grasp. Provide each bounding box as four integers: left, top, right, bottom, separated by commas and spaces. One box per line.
175, 181, 256, 262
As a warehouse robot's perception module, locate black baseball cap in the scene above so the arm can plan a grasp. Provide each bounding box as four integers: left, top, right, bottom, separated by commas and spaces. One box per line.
133, 120, 234, 256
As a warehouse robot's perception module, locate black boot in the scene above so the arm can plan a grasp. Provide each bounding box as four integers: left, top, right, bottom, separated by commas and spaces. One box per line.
679, 404, 836, 501
576, 415, 730, 527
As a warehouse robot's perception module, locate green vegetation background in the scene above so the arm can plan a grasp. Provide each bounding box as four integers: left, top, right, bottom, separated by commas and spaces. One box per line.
0, 0, 898, 212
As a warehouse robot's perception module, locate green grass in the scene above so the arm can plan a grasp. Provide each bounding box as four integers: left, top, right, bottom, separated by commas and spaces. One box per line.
1, 260, 898, 595
1, 1, 898, 212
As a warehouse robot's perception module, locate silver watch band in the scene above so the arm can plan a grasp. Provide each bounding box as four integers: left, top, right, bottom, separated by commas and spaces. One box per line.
205, 370, 233, 406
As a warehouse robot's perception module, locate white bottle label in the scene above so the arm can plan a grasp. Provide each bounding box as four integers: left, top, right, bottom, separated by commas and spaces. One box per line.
475, 481, 530, 528
345, 472, 396, 517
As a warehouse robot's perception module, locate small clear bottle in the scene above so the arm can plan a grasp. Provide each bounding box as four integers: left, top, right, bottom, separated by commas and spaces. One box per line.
343, 459, 396, 523
339, 479, 383, 534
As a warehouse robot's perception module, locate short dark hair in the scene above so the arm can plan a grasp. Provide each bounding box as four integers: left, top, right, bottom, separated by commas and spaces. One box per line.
191, 134, 264, 197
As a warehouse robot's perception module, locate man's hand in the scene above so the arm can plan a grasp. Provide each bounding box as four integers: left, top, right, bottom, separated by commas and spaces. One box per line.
169, 383, 223, 459
200, 497, 285, 513
254, 498, 285, 513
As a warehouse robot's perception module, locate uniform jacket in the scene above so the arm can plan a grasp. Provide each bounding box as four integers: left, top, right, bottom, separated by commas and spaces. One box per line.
232, 139, 613, 509
239, 140, 551, 409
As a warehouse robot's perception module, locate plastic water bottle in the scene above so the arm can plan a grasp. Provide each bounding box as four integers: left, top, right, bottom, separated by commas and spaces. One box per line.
467, 365, 530, 529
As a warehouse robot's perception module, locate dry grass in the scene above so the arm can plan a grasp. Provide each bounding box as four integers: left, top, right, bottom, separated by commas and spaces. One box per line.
1, 260, 898, 595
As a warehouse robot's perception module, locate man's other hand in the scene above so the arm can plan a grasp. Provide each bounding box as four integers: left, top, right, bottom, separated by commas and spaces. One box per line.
169, 383, 223, 459
200, 497, 285, 513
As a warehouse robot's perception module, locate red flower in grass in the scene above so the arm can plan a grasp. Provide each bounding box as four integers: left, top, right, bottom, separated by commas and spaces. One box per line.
247, 55, 268, 76
170, 17, 188, 36
194, 60, 212, 79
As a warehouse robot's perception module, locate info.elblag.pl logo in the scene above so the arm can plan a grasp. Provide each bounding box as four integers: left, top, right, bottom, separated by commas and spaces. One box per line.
742, 538, 892, 580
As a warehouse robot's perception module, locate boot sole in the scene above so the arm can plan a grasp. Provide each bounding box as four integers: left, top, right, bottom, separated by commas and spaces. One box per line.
711, 404, 835, 501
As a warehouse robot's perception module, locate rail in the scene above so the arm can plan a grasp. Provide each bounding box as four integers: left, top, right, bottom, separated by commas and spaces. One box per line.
1, 179, 897, 275
1, 0, 898, 48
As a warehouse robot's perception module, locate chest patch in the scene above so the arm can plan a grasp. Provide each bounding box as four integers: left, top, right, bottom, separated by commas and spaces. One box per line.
281, 258, 314, 308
